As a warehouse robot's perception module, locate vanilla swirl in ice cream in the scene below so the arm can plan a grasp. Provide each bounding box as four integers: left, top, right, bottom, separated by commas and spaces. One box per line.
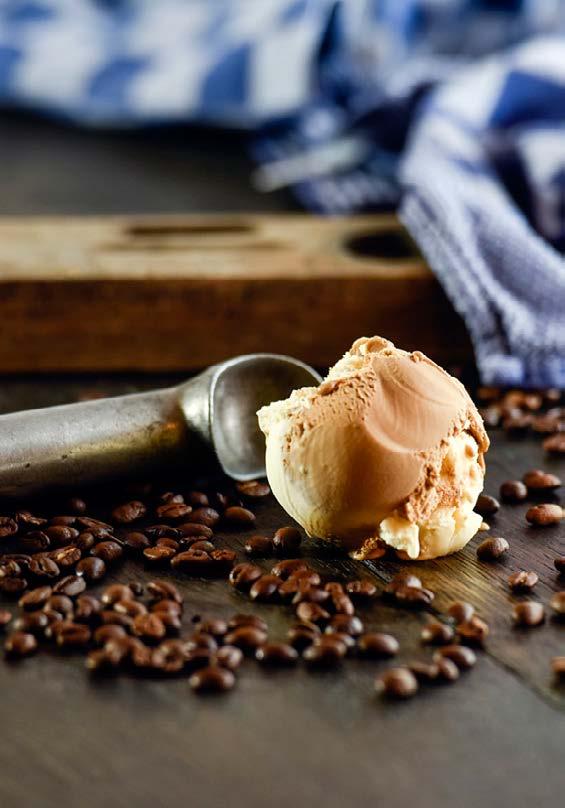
257, 336, 489, 561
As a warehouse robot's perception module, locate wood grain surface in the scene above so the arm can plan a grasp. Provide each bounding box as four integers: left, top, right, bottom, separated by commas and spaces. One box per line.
0, 378, 563, 808
0, 214, 470, 371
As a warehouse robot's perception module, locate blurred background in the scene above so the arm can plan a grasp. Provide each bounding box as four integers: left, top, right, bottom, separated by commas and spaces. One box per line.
0, 0, 565, 387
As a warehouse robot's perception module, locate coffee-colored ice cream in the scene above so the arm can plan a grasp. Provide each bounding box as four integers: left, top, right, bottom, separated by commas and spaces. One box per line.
257, 336, 489, 560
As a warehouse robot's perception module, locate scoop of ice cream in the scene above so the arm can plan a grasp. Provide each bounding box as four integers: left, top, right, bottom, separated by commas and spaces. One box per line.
257, 336, 489, 560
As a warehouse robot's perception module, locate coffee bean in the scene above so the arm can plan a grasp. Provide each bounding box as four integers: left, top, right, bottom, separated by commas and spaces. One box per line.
525, 504, 563, 526
20, 531, 50, 552
303, 636, 347, 667
407, 661, 440, 682
76, 556, 106, 582
235, 480, 271, 499
185, 632, 218, 654
194, 618, 225, 639
112, 501, 147, 524
178, 523, 214, 540
447, 601, 475, 624
114, 600, 147, 618
159, 492, 185, 505
383, 573, 422, 599
155, 502, 192, 521
512, 601, 545, 627
186, 491, 209, 508
101, 584, 134, 606
66, 497, 87, 515
145, 524, 181, 540
19, 586, 52, 611
0, 610, 12, 630
551, 656, 565, 679
50, 546, 81, 568
123, 532, 150, 553
291, 584, 330, 606
241, 535, 272, 558
0, 517, 18, 538
433, 645, 477, 670
55, 622, 91, 649
420, 620, 454, 646
227, 612, 267, 631
326, 614, 364, 637
50, 516, 77, 527
45, 525, 79, 547
5, 631, 37, 657
147, 580, 183, 604
272, 526, 302, 556
170, 549, 212, 574
457, 615, 489, 646
376, 667, 418, 699
503, 413, 532, 434
15, 511, 46, 529
256, 642, 299, 666
74, 595, 102, 623
215, 645, 243, 671
475, 494, 500, 516
224, 506, 256, 527
94, 624, 127, 646
476, 536, 509, 561
91, 541, 123, 563
142, 545, 176, 566
209, 549, 236, 576
53, 574, 86, 598
13, 611, 49, 635
28, 557, 60, 580
99, 611, 133, 630
0, 560, 22, 579
249, 575, 280, 602
185, 539, 212, 553
271, 558, 308, 579
523, 469, 561, 491
45, 594, 74, 616
358, 632, 399, 659
550, 591, 565, 617
0, 577, 27, 596
149, 643, 185, 674
500, 480, 528, 503
76, 532, 96, 552
544, 433, 565, 454
189, 665, 235, 693
296, 602, 330, 625
86, 648, 122, 674
287, 622, 320, 650
394, 585, 435, 608
436, 657, 460, 683
133, 613, 166, 643
508, 570, 538, 592
190, 508, 221, 528
157, 536, 180, 551
229, 562, 263, 591
330, 592, 355, 615
554, 557, 565, 575
345, 580, 378, 602
224, 626, 267, 653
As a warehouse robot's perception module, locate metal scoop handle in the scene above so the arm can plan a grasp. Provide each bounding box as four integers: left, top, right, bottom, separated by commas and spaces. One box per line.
0, 387, 188, 498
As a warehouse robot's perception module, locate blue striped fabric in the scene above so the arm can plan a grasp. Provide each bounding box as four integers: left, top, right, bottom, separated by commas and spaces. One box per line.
0, 1, 565, 385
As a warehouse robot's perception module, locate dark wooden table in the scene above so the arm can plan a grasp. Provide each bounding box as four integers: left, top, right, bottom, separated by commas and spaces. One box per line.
0, 114, 563, 807
0, 378, 563, 808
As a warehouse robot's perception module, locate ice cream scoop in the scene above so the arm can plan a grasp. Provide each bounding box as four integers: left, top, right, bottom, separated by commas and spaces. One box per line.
258, 336, 489, 561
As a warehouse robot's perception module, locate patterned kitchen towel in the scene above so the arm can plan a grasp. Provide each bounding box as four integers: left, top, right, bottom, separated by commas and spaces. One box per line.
0, 0, 565, 385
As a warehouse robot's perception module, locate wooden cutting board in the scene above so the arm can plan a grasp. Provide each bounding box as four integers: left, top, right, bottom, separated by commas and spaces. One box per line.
0, 213, 471, 371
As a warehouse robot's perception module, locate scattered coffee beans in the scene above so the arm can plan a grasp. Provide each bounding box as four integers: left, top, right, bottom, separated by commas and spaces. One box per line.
189, 666, 235, 693
376, 667, 418, 699
512, 601, 545, 627
475, 494, 500, 516
549, 591, 565, 617
499, 480, 527, 503
508, 570, 538, 592
476, 536, 509, 561
358, 633, 399, 659
525, 504, 563, 526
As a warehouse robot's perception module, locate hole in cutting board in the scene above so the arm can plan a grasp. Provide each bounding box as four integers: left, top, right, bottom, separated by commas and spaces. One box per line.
345, 229, 419, 261
126, 221, 254, 238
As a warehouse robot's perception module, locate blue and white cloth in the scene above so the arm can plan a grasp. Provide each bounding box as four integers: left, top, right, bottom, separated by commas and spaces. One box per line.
1, 1, 565, 386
